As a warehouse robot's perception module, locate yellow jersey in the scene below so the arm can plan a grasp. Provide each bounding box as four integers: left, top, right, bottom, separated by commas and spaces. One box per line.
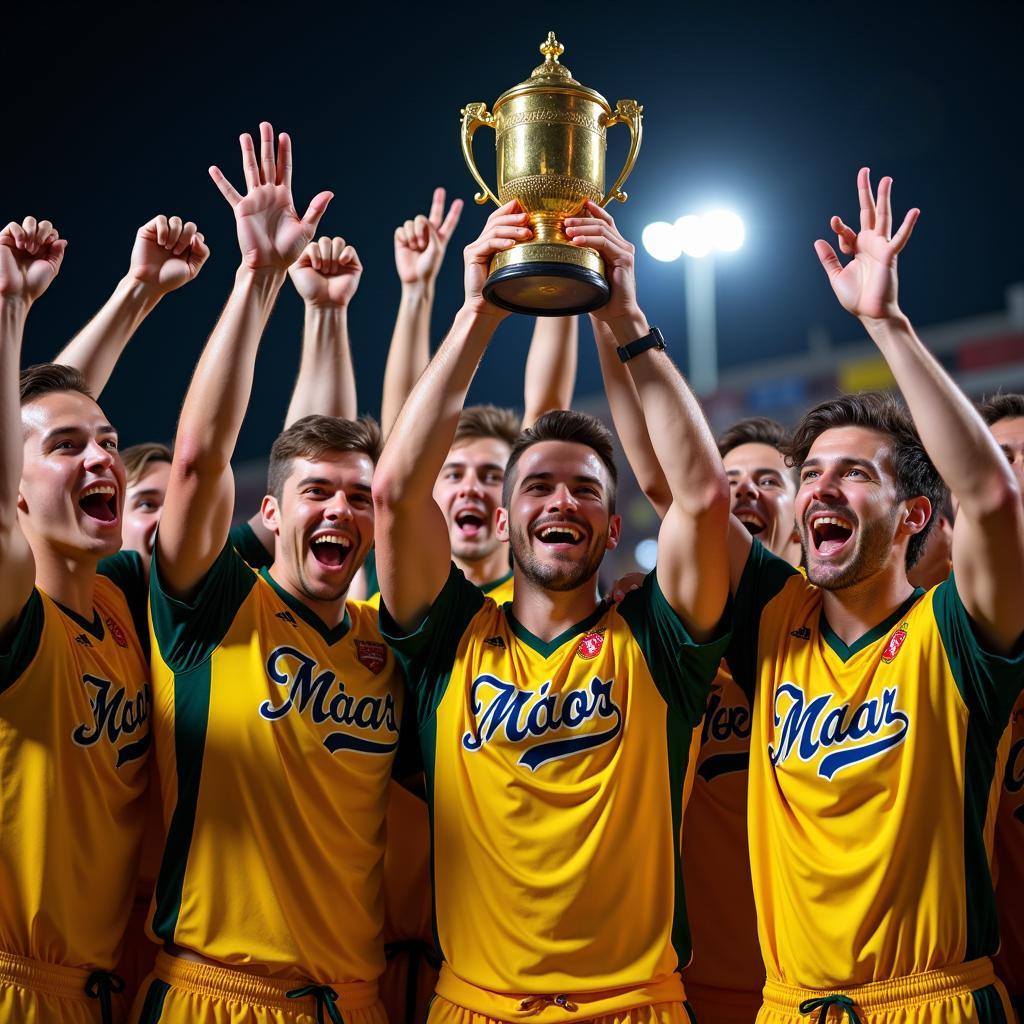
147, 542, 405, 981
680, 662, 763, 995
380, 565, 728, 994
0, 553, 150, 970
366, 568, 513, 611
731, 540, 1023, 988
994, 692, 1024, 998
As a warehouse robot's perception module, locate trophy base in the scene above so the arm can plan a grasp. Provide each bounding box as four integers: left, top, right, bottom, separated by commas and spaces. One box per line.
484, 243, 608, 316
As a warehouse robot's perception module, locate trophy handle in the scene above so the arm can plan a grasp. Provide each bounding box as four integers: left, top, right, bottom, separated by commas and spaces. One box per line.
599, 100, 644, 207
460, 103, 501, 207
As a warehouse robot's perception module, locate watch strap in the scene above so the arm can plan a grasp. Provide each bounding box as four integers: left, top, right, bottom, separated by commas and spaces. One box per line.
616, 327, 666, 363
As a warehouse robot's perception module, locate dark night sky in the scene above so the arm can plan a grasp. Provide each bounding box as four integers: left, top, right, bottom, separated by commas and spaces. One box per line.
6, 1, 1022, 461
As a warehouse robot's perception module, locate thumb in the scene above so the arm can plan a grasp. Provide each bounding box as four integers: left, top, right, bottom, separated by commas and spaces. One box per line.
301, 191, 334, 231
813, 239, 843, 283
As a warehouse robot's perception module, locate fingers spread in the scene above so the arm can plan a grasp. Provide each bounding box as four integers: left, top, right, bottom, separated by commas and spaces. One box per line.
891, 207, 920, 253
277, 132, 293, 188
439, 196, 464, 240
300, 191, 333, 230
875, 176, 894, 236
429, 187, 446, 227
259, 122, 276, 186
814, 239, 843, 281
209, 166, 243, 206
239, 133, 260, 191
858, 166, 875, 231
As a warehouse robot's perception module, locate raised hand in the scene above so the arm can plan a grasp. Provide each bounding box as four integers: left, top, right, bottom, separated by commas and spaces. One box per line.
0, 217, 67, 302
395, 188, 464, 287
565, 201, 640, 325
130, 215, 210, 294
463, 201, 532, 316
814, 167, 920, 321
289, 237, 363, 308
209, 122, 333, 272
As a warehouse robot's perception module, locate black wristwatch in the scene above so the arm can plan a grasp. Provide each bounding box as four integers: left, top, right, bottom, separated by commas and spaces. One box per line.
616, 326, 666, 363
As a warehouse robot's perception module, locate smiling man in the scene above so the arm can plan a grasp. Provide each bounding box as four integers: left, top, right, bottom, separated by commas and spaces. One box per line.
373, 199, 730, 1024
1, 218, 151, 1024
132, 125, 402, 1024
726, 171, 1024, 1024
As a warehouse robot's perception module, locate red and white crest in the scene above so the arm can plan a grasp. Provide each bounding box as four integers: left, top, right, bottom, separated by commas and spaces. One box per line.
105, 616, 129, 648
356, 640, 387, 675
577, 630, 605, 661
881, 621, 909, 664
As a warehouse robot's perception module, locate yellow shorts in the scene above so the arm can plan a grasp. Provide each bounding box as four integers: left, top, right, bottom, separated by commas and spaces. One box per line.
429, 965, 696, 1024
132, 951, 389, 1024
757, 958, 1016, 1024
0, 949, 127, 1024
685, 981, 761, 1024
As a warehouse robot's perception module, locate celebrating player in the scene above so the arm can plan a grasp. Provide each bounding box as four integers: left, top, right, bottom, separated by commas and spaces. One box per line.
727, 170, 1024, 1022
131, 123, 401, 1024
0, 217, 150, 1024
372, 198, 731, 1024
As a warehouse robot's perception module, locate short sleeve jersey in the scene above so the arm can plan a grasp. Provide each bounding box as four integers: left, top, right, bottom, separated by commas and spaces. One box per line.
147, 543, 405, 981
993, 692, 1024, 997
680, 662, 763, 995
731, 540, 1024, 988
365, 568, 514, 611
0, 552, 150, 969
380, 565, 728, 994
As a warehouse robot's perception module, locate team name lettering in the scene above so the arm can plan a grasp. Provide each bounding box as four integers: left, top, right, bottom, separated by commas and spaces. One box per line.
260, 645, 398, 755
462, 673, 622, 771
768, 681, 910, 780
697, 690, 751, 782
72, 675, 151, 767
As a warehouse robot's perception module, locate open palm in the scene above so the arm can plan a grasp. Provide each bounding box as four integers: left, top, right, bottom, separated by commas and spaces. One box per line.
815, 168, 919, 321
210, 122, 332, 272
0, 218, 66, 302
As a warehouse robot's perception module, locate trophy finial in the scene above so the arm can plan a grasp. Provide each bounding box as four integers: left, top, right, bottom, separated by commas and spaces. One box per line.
540, 32, 565, 64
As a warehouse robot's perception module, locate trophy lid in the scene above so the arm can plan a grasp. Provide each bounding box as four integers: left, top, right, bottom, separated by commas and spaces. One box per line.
493, 32, 611, 111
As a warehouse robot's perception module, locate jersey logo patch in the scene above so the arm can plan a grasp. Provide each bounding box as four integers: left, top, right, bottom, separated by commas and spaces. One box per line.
72, 676, 151, 767
355, 640, 386, 675
462, 673, 622, 771
74, 633, 92, 647
261, 645, 398, 755
484, 635, 506, 649
790, 627, 811, 640
576, 629, 605, 660
105, 616, 129, 648
768, 681, 910, 780
881, 621, 909, 664
276, 611, 298, 627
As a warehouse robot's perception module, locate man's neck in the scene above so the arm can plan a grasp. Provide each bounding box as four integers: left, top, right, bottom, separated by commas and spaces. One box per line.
509, 570, 602, 644
33, 547, 98, 622
456, 549, 510, 589
819, 562, 917, 647
268, 563, 348, 629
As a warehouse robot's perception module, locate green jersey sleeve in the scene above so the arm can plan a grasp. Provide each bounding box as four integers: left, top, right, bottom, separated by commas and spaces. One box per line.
378, 563, 485, 728
934, 572, 1024, 735
98, 549, 149, 647
617, 569, 732, 727
229, 521, 273, 570
150, 541, 258, 673
0, 591, 45, 695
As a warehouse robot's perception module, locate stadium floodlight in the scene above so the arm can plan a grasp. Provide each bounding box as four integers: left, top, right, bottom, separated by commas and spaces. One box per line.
634, 538, 658, 571
641, 221, 683, 263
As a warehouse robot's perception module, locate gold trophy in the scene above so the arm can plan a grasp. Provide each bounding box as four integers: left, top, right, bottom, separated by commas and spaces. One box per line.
461, 32, 643, 316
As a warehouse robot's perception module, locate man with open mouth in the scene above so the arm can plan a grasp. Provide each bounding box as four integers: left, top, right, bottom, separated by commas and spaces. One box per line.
725, 170, 1024, 1023
0, 208, 210, 1024
129, 124, 403, 1024
373, 199, 731, 1024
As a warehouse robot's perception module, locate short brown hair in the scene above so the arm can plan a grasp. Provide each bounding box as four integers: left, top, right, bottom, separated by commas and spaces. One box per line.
267, 415, 382, 499
976, 393, 1024, 426
453, 405, 520, 448
718, 417, 791, 459
503, 410, 617, 511
20, 363, 92, 404
787, 391, 946, 570
121, 442, 172, 487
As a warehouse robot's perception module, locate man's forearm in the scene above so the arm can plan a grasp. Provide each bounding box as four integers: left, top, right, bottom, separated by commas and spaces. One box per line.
176, 266, 285, 472
381, 283, 434, 436
54, 276, 163, 396
285, 305, 355, 426
0, 297, 29, 531
523, 316, 577, 427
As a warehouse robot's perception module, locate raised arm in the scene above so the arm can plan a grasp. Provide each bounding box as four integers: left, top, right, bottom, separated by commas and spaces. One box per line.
0, 219, 66, 632
522, 316, 578, 428
815, 168, 1024, 652
284, 236, 362, 425
566, 202, 730, 638
157, 123, 331, 598
380, 188, 463, 436
373, 202, 530, 630
55, 215, 209, 396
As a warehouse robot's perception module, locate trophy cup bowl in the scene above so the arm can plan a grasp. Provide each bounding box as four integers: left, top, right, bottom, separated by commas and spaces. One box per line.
461, 33, 643, 316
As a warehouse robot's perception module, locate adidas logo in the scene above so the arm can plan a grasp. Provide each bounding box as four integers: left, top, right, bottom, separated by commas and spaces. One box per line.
75, 633, 93, 647
275, 611, 297, 627
484, 635, 506, 649
790, 627, 811, 640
